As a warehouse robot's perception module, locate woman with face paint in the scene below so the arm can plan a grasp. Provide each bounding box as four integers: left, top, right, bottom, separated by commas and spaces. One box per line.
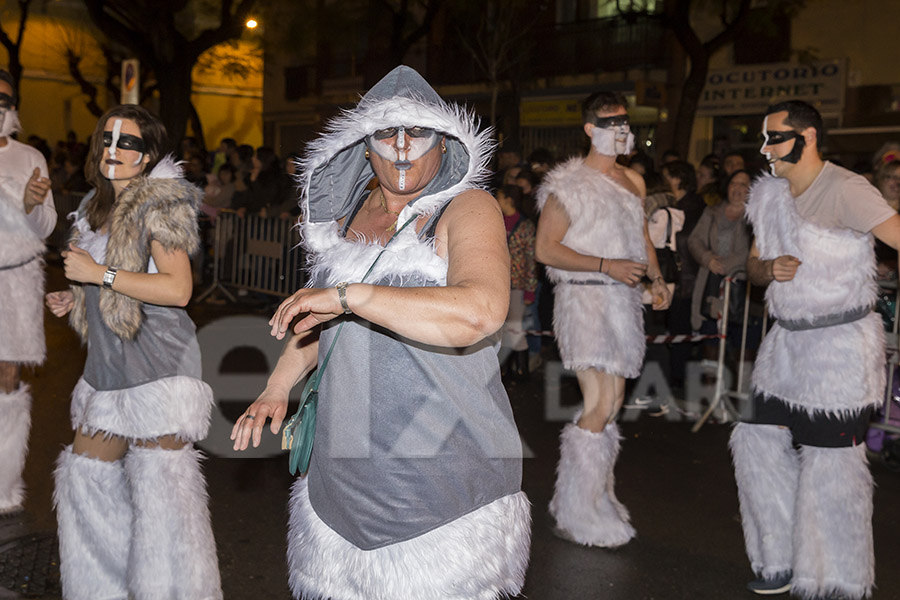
231, 66, 529, 600
45, 105, 222, 600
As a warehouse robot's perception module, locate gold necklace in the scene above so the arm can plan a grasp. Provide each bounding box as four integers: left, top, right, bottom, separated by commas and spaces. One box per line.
376, 188, 402, 233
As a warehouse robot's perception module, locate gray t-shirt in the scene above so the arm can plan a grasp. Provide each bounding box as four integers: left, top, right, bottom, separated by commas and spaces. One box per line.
795, 161, 896, 233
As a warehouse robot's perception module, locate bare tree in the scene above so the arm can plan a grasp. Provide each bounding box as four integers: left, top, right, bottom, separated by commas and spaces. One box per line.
0, 0, 33, 98
453, 0, 536, 131
375, 0, 443, 66
83, 0, 257, 150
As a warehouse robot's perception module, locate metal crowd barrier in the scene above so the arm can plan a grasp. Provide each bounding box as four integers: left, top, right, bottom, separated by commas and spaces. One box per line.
49, 192, 86, 252
196, 210, 304, 302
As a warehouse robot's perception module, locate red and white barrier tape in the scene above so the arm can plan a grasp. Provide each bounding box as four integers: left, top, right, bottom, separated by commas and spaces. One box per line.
524, 330, 723, 344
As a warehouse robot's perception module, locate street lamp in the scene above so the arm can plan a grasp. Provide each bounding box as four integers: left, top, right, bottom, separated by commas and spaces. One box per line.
246, 18, 258, 29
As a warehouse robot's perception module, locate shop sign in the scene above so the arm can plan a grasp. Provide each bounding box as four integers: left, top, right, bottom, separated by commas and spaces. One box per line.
697, 59, 845, 116
520, 97, 583, 127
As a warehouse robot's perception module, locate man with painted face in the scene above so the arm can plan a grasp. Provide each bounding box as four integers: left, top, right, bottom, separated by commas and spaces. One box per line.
0, 68, 55, 516
732, 100, 900, 599
535, 91, 671, 547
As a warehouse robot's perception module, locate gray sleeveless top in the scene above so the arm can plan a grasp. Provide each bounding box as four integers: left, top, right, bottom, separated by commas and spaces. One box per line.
306, 208, 523, 550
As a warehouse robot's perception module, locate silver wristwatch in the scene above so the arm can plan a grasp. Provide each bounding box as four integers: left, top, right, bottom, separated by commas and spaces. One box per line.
102, 266, 118, 289
336, 281, 352, 314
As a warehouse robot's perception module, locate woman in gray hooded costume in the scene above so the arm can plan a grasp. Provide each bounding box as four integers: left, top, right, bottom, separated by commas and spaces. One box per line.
232, 66, 531, 600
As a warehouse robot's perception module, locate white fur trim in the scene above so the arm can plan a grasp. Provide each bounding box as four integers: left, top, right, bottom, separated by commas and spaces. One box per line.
0, 384, 31, 512
287, 478, 531, 600
751, 313, 885, 416
536, 158, 646, 284
125, 446, 223, 600
301, 219, 448, 287
70, 376, 213, 442
747, 173, 878, 321
0, 182, 44, 268
148, 153, 186, 180
54, 446, 131, 600
0, 256, 45, 363
729, 423, 797, 578
792, 444, 874, 600
550, 422, 636, 547
552, 283, 645, 377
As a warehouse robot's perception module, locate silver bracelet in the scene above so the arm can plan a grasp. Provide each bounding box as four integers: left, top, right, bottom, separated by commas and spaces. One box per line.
336, 281, 352, 314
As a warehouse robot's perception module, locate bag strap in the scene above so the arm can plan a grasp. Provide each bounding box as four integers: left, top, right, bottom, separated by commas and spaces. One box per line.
312, 213, 419, 386
662, 207, 674, 250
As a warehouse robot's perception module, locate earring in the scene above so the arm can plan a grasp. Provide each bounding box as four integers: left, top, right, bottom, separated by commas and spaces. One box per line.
365, 148, 370, 160
440, 140, 447, 154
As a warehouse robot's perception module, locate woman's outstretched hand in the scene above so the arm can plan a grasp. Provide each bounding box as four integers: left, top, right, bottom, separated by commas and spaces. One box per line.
269, 287, 344, 340
230, 388, 290, 451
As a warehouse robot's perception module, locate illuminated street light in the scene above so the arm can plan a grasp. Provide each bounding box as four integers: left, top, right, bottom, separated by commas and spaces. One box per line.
246, 18, 258, 29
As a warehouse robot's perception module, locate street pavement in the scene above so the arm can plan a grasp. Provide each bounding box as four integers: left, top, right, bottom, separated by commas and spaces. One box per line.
4, 262, 899, 599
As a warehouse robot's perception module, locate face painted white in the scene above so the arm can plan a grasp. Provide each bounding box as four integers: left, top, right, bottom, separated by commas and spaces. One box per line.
760, 115, 776, 176
107, 119, 122, 179
590, 125, 634, 157
368, 126, 440, 192
0, 107, 20, 138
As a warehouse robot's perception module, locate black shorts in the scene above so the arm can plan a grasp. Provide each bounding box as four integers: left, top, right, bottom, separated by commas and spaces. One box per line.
746, 392, 874, 448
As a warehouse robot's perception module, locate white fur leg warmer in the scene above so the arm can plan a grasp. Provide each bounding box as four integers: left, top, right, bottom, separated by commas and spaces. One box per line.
792, 444, 874, 600
53, 446, 131, 600
549, 422, 636, 547
0, 384, 31, 513
125, 446, 222, 600
729, 423, 797, 579
287, 478, 531, 600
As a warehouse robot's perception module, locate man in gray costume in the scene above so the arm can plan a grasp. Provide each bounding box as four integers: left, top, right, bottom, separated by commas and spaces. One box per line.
735, 100, 900, 599
0, 69, 54, 515
535, 91, 671, 547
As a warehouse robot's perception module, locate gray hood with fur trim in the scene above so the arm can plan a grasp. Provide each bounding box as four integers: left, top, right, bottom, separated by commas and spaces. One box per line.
298, 66, 493, 245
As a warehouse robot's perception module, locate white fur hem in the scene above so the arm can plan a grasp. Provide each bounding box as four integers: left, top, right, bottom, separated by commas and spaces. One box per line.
70, 376, 213, 442
0, 384, 31, 511
287, 478, 531, 600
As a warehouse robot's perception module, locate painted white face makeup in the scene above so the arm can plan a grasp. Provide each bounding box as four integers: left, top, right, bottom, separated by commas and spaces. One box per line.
590, 125, 634, 157
101, 117, 147, 182
0, 93, 19, 138
367, 126, 440, 191
760, 115, 775, 176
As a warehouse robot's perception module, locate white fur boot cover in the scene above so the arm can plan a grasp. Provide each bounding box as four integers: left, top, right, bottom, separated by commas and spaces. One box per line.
549, 422, 636, 547
792, 444, 874, 600
53, 446, 131, 600
729, 423, 797, 580
0, 384, 31, 513
124, 446, 222, 600
287, 478, 531, 600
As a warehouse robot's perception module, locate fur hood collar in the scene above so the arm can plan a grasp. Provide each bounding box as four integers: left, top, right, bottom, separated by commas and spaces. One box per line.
69, 156, 202, 341
298, 65, 493, 255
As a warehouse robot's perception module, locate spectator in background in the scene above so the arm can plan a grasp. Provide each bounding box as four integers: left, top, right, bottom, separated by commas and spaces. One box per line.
875, 159, 900, 212
528, 147, 554, 177
514, 168, 541, 220
185, 153, 208, 187
697, 154, 722, 207
628, 151, 654, 177
27, 135, 52, 161
723, 150, 745, 176
688, 169, 752, 359
661, 159, 705, 392
231, 143, 254, 190
497, 184, 537, 378
211, 137, 236, 174
61, 151, 90, 194
234, 146, 288, 217
661, 148, 680, 164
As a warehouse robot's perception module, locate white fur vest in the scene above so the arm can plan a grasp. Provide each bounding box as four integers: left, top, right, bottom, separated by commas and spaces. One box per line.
68, 158, 202, 341
746, 174, 877, 321
536, 158, 646, 284
0, 185, 44, 269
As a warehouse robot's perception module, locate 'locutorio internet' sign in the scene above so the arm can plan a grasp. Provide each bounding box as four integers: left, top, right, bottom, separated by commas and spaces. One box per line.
697, 59, 845, 116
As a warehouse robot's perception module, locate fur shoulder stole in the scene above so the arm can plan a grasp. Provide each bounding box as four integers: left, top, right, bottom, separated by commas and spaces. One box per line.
69, 171, 202, 341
